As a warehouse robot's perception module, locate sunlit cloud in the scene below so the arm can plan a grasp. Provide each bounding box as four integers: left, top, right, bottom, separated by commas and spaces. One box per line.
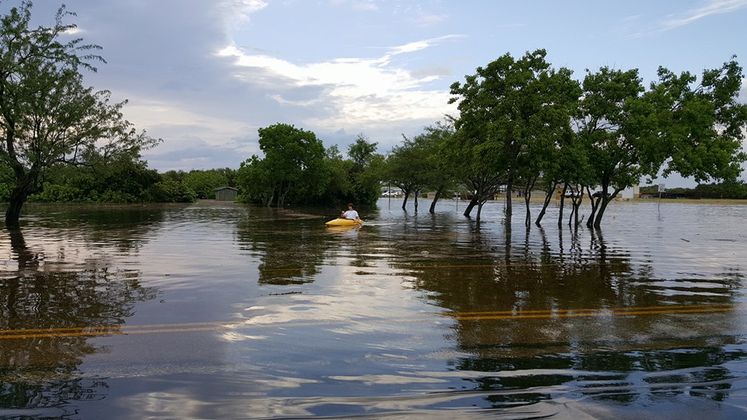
222, 0, 268, 23
216, 35, 460, 131
123, 98, 254, 147
62, 26, 84, 35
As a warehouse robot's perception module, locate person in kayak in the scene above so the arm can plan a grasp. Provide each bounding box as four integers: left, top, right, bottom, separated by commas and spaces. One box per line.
341, 203, 360, 220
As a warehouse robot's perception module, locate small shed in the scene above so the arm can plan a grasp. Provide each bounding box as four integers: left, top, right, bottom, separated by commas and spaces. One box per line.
214, 186, 238, 201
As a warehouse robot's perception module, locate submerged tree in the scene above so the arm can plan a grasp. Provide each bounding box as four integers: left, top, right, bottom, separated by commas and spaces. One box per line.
237, 123, 327, 207
578, 59, 747, 228
447, 124, 504, 222
0, 3, 156, 226
450, 49, 577, 224
385, 137, 431, 211
346, 135, 384, 206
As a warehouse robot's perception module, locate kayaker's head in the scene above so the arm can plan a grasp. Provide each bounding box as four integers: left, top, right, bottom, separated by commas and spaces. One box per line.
347, 203, 354, 209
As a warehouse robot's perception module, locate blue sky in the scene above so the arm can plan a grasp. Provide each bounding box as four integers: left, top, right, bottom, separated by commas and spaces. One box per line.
17, 0, 747, 184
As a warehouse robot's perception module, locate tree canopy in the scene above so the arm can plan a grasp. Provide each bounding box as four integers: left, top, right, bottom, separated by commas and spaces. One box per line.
0, 2, 156, 225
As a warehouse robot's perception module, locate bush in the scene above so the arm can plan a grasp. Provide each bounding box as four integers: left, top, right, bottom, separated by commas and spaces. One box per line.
147, 180, 196, 203
29, 183, 84, 202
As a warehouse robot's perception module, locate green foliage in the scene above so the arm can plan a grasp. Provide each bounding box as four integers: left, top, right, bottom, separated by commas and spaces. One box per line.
238, 123, 321, 206
576, 59, 747, 227
449, 49, 580, 220
147, 180, 197, 203
346, 135, 383, 206
237, 127, 384, 208
237, 155, 274, 205
0, 164, 12, 201
183, 170, 230, 199
385, 137, 432, 199
0, 2, 158, 224
655, 59, 747, 183
386, 123, 456, 208
27, 151, 169, 203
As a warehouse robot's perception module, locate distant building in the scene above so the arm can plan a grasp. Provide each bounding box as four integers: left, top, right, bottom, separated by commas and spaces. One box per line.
618, 185, 640, 200
214, 187, 238, 201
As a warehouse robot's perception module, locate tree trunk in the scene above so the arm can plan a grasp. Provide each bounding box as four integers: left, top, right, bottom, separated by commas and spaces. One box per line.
535, 181, 557, 226
568, 201, 576, 226
586, 186, 599, 228
429, 187, 443, 214
4, 183, 32, 228
592, 186, 620, 228
413, 190, 419, 212
558, 184, 567, 227
571, 197, 582, 227
463, 197, 478, 217
523, 176, 537, 228
401, 190, 410, 210
476, 201, 484, 222
524, 192, 531, 228
278, 187, 288, 208
505, 177, 513, 220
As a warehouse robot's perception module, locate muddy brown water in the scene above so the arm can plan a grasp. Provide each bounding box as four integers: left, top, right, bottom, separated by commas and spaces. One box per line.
1, 199, 746, 418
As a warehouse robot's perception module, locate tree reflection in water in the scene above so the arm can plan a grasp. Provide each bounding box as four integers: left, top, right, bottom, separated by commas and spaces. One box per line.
0, 223, 158, 415
236, 211, 340, 285
394, 223, 743, 409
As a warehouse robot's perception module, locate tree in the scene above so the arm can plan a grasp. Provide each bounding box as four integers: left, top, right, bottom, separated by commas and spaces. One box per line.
417, 122, 456, 214
513, 67, 580, 227
450, 49, 573, 223
577, 59, 746, 228
237, 155, 274, 206
656, 59, 747, 184
447, 125, 504, 222
237, 123, 327, 207
0, 2, 156, 226
575, 68, 652, 228
184, 169, 229, 199
347, 135, 383, 206
385, 137, 430, 211
348, 134, 377, 168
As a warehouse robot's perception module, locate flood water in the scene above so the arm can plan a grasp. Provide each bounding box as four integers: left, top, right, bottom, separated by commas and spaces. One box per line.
1, 198, 746, 419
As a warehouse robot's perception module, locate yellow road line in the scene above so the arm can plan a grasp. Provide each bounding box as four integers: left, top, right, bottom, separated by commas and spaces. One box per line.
0, 304, 736, 340
449, 304, 734, 317
453, 306, 734, 321
0, 321, 235, 335
0, 325, 225, 341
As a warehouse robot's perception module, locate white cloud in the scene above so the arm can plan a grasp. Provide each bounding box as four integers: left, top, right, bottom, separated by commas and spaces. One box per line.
123, 97, 253, 147
62, 26, 85, 35
329, 0, 379, 12
413, 13, 448, 27
221, 0, 268, 27
625, 0, 747, 38
216, 36, 460, 131
660, 0, 747, 32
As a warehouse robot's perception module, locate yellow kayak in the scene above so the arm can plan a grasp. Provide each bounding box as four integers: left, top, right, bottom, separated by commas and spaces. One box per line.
325, 218, 363, 226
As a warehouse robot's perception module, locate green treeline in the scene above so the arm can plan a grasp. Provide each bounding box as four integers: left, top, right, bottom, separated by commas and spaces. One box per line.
640, 182, 747, 199
0, 157, 236, 204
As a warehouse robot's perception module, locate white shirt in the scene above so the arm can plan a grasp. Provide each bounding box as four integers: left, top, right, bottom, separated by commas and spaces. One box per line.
342, 209, 359, 220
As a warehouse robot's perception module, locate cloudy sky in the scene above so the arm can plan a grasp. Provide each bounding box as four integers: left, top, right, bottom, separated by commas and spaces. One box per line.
17, 0, 747, 182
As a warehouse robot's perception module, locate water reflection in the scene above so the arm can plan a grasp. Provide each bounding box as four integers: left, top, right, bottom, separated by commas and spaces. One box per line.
0, 220, 158, 416
391, 219, 744, 410
0, 201, 745, 418
236, 209, 340, 285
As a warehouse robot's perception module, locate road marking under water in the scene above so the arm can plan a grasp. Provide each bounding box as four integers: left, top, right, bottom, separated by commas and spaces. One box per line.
0, 304, 736, 340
